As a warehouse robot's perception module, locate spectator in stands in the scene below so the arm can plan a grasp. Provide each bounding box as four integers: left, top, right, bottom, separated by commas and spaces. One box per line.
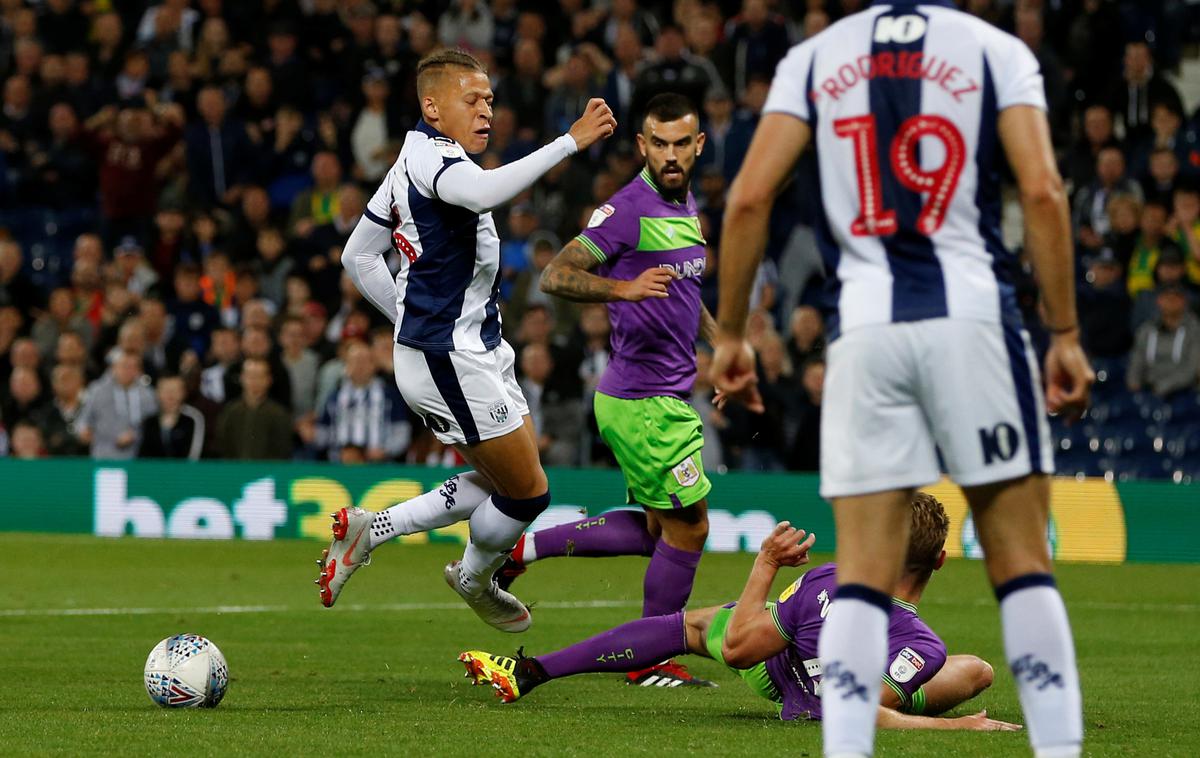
0, 240, 43, 315
301, 300, 336, 362
199, 327, 238, 403
215, 356, 292, 460
1129, 200, 1182, 297
725, 0, 790, 101
139, 298, 182, 378
306, 184, 365, 273
9, 421, 44, 459
1073, 146, 1142, 254
252, 227, 292, 307
112, 237, 160, 298
265, 22, 311, 111
314, 341, 409, 463
495, 38, 547, 136
279, 315, 318, 420
27, 102, 95, 208
80, 101, 184, 245
33, 364, 87, 456
54, 331, 94, 381
1079, 247, 1134, 358
1128, 282, 1200, 398
1106, 41, 1184, 145
1143, 146, 1181, 205
1169, 184, 1200, 286
226, 185, 274, 262
78, 351, 157, 460
31, 287, 89, 359
545, 48, 603, 139
1063, 105, 1117, 194
185, 86, 253, 208
4, 337, 44, 389
138, 374, 204, 460
519, 341, 580, 466
785, 353, 825, 473
223, 325, 292, 411
633, 24, 722, 117
351, 68, 400, 183
438, 0, 494, 53
3, 366, 46, 430
786, 305, 825, 369
169, 262, 220, 358
740, 330, 794, 471
1134, 247, 1197, 329
1132, 103, 1189, 182
1104, 193, 1142, 265
1015, 3, 1068, 142
290, 151, 342, 239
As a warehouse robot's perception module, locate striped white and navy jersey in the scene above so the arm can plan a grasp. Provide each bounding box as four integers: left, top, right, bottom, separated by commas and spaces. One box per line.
363, 121, 503, 352
315, 376, 412, 459
763, 0, 1046, 338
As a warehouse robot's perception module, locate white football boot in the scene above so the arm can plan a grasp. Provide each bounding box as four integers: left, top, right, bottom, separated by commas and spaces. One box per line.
315, 507, 374, 607
443, 560, 532, 633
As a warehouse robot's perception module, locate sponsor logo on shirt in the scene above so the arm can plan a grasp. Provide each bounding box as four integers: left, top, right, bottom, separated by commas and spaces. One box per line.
426, 414, 451, 434
488, 400, 510, 425
889, 646, 926, 683
432, 136, 464, 159
587, 204, 616, 228
671, 457, 701, 487
778, 576, 803, 603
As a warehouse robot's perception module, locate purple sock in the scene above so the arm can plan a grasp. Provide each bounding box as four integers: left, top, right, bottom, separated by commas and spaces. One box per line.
537, 612, 688, 679
642, 541, 703, 617
526, 510, 656, 560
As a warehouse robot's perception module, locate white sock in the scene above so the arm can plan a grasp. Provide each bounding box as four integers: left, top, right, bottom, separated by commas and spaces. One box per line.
819, 586, 891, 758
998, 576, 1083, 758
369, 471, 491, 550
459, 496, 531, 595
520, 532, 538, 563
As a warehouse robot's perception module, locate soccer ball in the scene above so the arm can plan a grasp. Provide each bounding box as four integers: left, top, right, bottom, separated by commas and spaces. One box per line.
143, 634, 229, 708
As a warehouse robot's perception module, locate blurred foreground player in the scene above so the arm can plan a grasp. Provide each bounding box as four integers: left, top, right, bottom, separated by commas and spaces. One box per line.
711, 4, 1091, 756
461, 494, 1019, 733
321, 49, 615, 632
499, 93, 720, 686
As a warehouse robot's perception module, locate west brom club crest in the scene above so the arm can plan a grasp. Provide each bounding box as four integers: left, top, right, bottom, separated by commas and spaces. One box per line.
488, 401, 510, 424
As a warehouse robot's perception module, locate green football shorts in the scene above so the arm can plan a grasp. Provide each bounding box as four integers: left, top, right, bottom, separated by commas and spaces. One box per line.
705, 605, 783, 709
593, 391, 712, 510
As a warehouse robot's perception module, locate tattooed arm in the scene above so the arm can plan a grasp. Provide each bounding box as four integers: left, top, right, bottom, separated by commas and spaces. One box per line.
699, 305, 718, 344
539, 239, 676, 303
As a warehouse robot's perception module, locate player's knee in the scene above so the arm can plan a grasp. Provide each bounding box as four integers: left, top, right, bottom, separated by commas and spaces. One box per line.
966, 656, 994, 695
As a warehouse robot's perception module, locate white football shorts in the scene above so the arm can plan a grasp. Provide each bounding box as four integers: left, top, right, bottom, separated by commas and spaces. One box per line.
392, 338, 528, 446
820, 318, 1055, 499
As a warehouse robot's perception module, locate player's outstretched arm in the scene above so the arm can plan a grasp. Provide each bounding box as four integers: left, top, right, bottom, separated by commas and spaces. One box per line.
722, 522, 815, 668
539, 239, 675, 302
998, 104, 1094, 420
341, 216, 399, 324
437, 99, 616, 213
711, 113, 810, 413
876, 706, 1021, 731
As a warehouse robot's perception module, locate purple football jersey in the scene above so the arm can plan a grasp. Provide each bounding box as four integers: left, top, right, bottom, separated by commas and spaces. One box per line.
764, 563, 948, 721
575, 168, 706, 400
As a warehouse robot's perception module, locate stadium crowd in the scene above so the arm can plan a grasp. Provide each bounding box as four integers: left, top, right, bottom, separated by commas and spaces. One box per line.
1, 0, 1199, 478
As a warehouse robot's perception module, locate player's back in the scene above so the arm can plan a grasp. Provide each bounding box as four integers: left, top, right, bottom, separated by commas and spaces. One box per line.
765, 562, 947, 720
763, 1, 1046, 337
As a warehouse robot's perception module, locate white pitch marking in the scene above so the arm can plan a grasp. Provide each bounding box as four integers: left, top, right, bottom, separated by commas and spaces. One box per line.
0, 597, 1196, 618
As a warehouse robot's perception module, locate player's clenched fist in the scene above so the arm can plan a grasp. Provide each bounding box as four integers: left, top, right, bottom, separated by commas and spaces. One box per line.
569, 98, 617, 151
615, 266, 675, 301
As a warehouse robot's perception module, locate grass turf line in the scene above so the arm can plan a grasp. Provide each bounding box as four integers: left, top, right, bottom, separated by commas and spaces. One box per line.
1, 534, 1197, 757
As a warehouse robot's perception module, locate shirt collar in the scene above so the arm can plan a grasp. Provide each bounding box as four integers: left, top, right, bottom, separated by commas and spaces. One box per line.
416, 119, 445, 138
892, 596, 919, 613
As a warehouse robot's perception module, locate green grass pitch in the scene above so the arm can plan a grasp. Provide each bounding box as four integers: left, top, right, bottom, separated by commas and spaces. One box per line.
2, 534, 1198, 756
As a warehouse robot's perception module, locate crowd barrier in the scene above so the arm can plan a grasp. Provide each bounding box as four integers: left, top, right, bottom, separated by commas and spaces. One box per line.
4, 459, 1195, 563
